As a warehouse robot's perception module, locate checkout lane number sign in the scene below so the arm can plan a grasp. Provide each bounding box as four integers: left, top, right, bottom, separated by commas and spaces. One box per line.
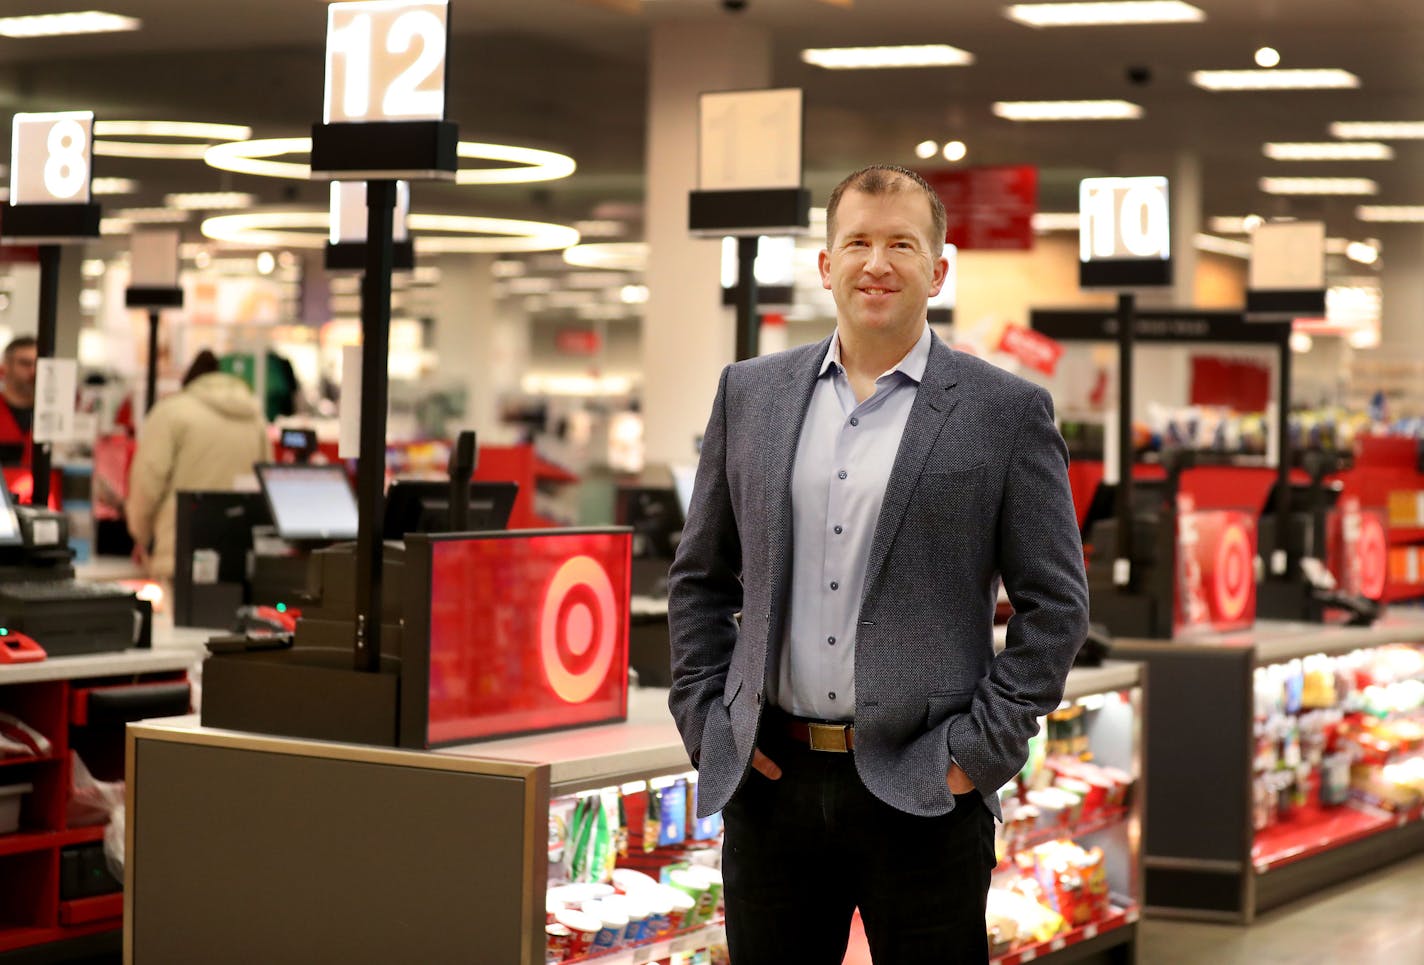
324, 0, 450, 124
9, 111, 94, 206
1079, 176, 1170, 263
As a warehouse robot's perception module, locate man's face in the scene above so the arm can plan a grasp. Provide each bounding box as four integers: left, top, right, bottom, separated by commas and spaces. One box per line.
819, 186, 948, 344
3, 346, 37, 399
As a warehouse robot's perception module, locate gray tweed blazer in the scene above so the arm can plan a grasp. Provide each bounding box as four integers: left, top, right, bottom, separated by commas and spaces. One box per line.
668, 331, 1089, 820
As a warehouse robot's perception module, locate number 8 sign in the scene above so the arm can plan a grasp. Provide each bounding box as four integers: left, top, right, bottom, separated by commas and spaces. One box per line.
9, 111, 94, 206
324, 0, 449, 124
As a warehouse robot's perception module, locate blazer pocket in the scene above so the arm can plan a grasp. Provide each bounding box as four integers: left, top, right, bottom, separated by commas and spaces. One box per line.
722, 668, 744, 708
925, 688, 975, 729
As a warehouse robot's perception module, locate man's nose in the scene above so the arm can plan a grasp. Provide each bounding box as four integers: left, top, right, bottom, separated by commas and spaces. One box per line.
864, 245, 892, 273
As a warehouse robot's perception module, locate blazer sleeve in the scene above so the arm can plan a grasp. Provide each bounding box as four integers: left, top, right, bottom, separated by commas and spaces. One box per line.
947, 386, 1089, 793
666, 365, 743, 765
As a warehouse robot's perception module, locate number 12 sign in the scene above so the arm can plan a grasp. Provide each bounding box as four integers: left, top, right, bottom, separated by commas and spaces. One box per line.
10, 111, 94, 206
1078, 176, 1172, 289
324, 0, 449, 125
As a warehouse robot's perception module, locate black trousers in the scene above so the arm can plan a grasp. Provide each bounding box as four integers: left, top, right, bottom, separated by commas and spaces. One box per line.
720, 722, 994, 965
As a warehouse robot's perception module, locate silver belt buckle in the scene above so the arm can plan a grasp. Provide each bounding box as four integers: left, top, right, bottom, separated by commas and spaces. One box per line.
807, 722, 849, 753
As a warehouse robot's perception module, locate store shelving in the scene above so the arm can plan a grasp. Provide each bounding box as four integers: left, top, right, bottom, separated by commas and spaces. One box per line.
0, 650, 192, 955
1114, 612, 1424, 923
130, 663, 1142, 965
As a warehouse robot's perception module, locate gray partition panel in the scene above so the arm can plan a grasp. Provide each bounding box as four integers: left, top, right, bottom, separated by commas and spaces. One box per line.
133, 740, 530, 964
1113, 644, 1253, 863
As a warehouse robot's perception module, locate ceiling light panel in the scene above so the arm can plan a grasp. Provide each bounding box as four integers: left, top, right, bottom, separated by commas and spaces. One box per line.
1031, 212, 1081, 231
1194, 234, 1252, 259
1191, 69, 1358, 91
90, 177, 138, 195
1331, 122, 1424, 140
1356, 206, 1424, 222
0, 11, 139, 37
110, 207, 191, 223
1005, 1, 1204, 27
1259, 177, 1377, 195
1207, 216, 1255, 234
801, 44, 974, 69
1264, 142, 1393, 161
993, 100, 1142, 120
164, 192, 256, 210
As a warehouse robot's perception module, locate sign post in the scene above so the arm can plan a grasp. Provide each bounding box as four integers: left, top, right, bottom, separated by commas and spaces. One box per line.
126, 227, 184, 413
688, 87, 809, 361
311, 0, 458, 673
0, 111, 102, 508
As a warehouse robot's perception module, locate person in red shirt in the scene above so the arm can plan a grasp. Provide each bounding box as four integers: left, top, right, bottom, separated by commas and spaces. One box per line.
0, 335, 37, 467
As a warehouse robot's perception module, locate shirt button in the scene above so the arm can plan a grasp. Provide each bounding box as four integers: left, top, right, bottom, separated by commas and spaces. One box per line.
828, 692, 837, 701
830, 581, 839, 591
838, 470, 848, 480
850, 417, 859, 427
828, 636, 836, 645
834, 525, 843, 535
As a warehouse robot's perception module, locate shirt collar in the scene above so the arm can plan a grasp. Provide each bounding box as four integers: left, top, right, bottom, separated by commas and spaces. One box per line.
819, 322, 932, 384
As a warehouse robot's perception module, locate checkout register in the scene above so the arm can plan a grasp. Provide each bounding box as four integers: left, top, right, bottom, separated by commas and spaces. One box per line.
0, 483, 141, 659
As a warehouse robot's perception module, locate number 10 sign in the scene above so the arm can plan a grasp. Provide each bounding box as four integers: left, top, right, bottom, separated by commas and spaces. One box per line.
1078, 176, 1172, 289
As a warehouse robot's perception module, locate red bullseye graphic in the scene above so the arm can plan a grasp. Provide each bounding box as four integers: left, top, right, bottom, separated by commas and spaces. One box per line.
541, 555, 617, 704
1357, 515, 1387, 600
1212, 523, 1253, 620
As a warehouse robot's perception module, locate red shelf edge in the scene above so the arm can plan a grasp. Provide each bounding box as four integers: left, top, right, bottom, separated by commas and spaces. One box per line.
0, 755, 61, 769
1252, 803, 1419, 873
58, 893, 122, 927
1387, 527, 1424, 544
991, 904, 1138, 965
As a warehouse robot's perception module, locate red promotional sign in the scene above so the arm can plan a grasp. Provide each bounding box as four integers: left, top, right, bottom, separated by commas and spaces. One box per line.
1330, 497, 1388, 600
921, 165, 1038, 250
556, 328, 601, 356
1176, 494, 1257, 633
998, 323, 1064, 376
422, 529, 631, 745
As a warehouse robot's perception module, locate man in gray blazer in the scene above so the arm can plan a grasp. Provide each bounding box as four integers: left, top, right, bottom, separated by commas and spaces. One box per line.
668, 164, 1089, 964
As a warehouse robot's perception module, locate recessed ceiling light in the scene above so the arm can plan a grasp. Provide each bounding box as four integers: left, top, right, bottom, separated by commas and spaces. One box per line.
1242, 214, 1264, 232
1356, 206, 1424, 222
1254, 47, 1280, 68
1345, 241, 1379, 265
90, 177, 138, 195
164, 192, 256, 210
1207, 216, 1255, 234
1031, 212, 1081, 231
800, 44, 974, 69
1194, 234, 1252, 259
1259, 177, 1377, 195
1191, 68, 1358, 91
1005, 1, 1203, 27
915, 140, 939, 160
110, 207, 191, 223
562, 242, 649, 271
1331, 121, 1424, 140
993, 99, 1142, 120
942, 140, 967, 161
1263, 142, 1393, 161
0, 11, 139, 38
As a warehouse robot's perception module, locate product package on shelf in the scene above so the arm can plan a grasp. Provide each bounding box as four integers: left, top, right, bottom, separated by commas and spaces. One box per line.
1252, 642, 1424, 862
545, 773, 727, 965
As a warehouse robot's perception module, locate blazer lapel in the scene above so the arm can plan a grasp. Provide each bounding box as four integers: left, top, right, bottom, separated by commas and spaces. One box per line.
762, 335, 831, 618
860, 335, 963, 608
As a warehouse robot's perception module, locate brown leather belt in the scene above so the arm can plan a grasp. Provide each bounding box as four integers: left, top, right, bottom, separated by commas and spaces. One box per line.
778, 716, 855, 752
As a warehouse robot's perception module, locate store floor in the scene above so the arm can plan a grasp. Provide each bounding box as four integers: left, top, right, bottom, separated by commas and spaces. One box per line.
1138, 852, 1424, 964
839, 852, 1424, 965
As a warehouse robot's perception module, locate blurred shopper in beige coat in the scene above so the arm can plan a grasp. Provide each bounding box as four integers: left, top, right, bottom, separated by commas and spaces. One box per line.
126, 350, 272, 580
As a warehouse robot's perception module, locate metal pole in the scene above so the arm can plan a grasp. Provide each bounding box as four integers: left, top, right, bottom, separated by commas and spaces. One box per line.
353, 179, 397, 673
733, 235, 760, 362
145, 309, 160, 413
1273, 325, 1293, 571
1112, 291, 1135, 587
29, 245, 61, 509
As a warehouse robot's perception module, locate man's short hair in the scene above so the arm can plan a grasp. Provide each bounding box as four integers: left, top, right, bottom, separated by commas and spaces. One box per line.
3, 335, 36, 359
825, 164, 948, 258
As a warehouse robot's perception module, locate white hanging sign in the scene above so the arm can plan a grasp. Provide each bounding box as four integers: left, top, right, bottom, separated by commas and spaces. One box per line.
324, 0, 450, 124
698, 88, 802, 191
9, 111, 94, 206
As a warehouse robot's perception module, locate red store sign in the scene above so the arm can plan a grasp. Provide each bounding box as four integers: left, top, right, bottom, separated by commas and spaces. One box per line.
922, 165, 1038, 251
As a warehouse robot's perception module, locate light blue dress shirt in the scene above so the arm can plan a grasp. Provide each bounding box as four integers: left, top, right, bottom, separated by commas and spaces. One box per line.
772, 323, 931, 721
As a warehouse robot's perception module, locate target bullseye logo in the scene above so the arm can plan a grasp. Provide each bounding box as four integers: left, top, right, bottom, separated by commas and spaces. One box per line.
541, 555, 617, 704
1212, 522, 1253, 621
